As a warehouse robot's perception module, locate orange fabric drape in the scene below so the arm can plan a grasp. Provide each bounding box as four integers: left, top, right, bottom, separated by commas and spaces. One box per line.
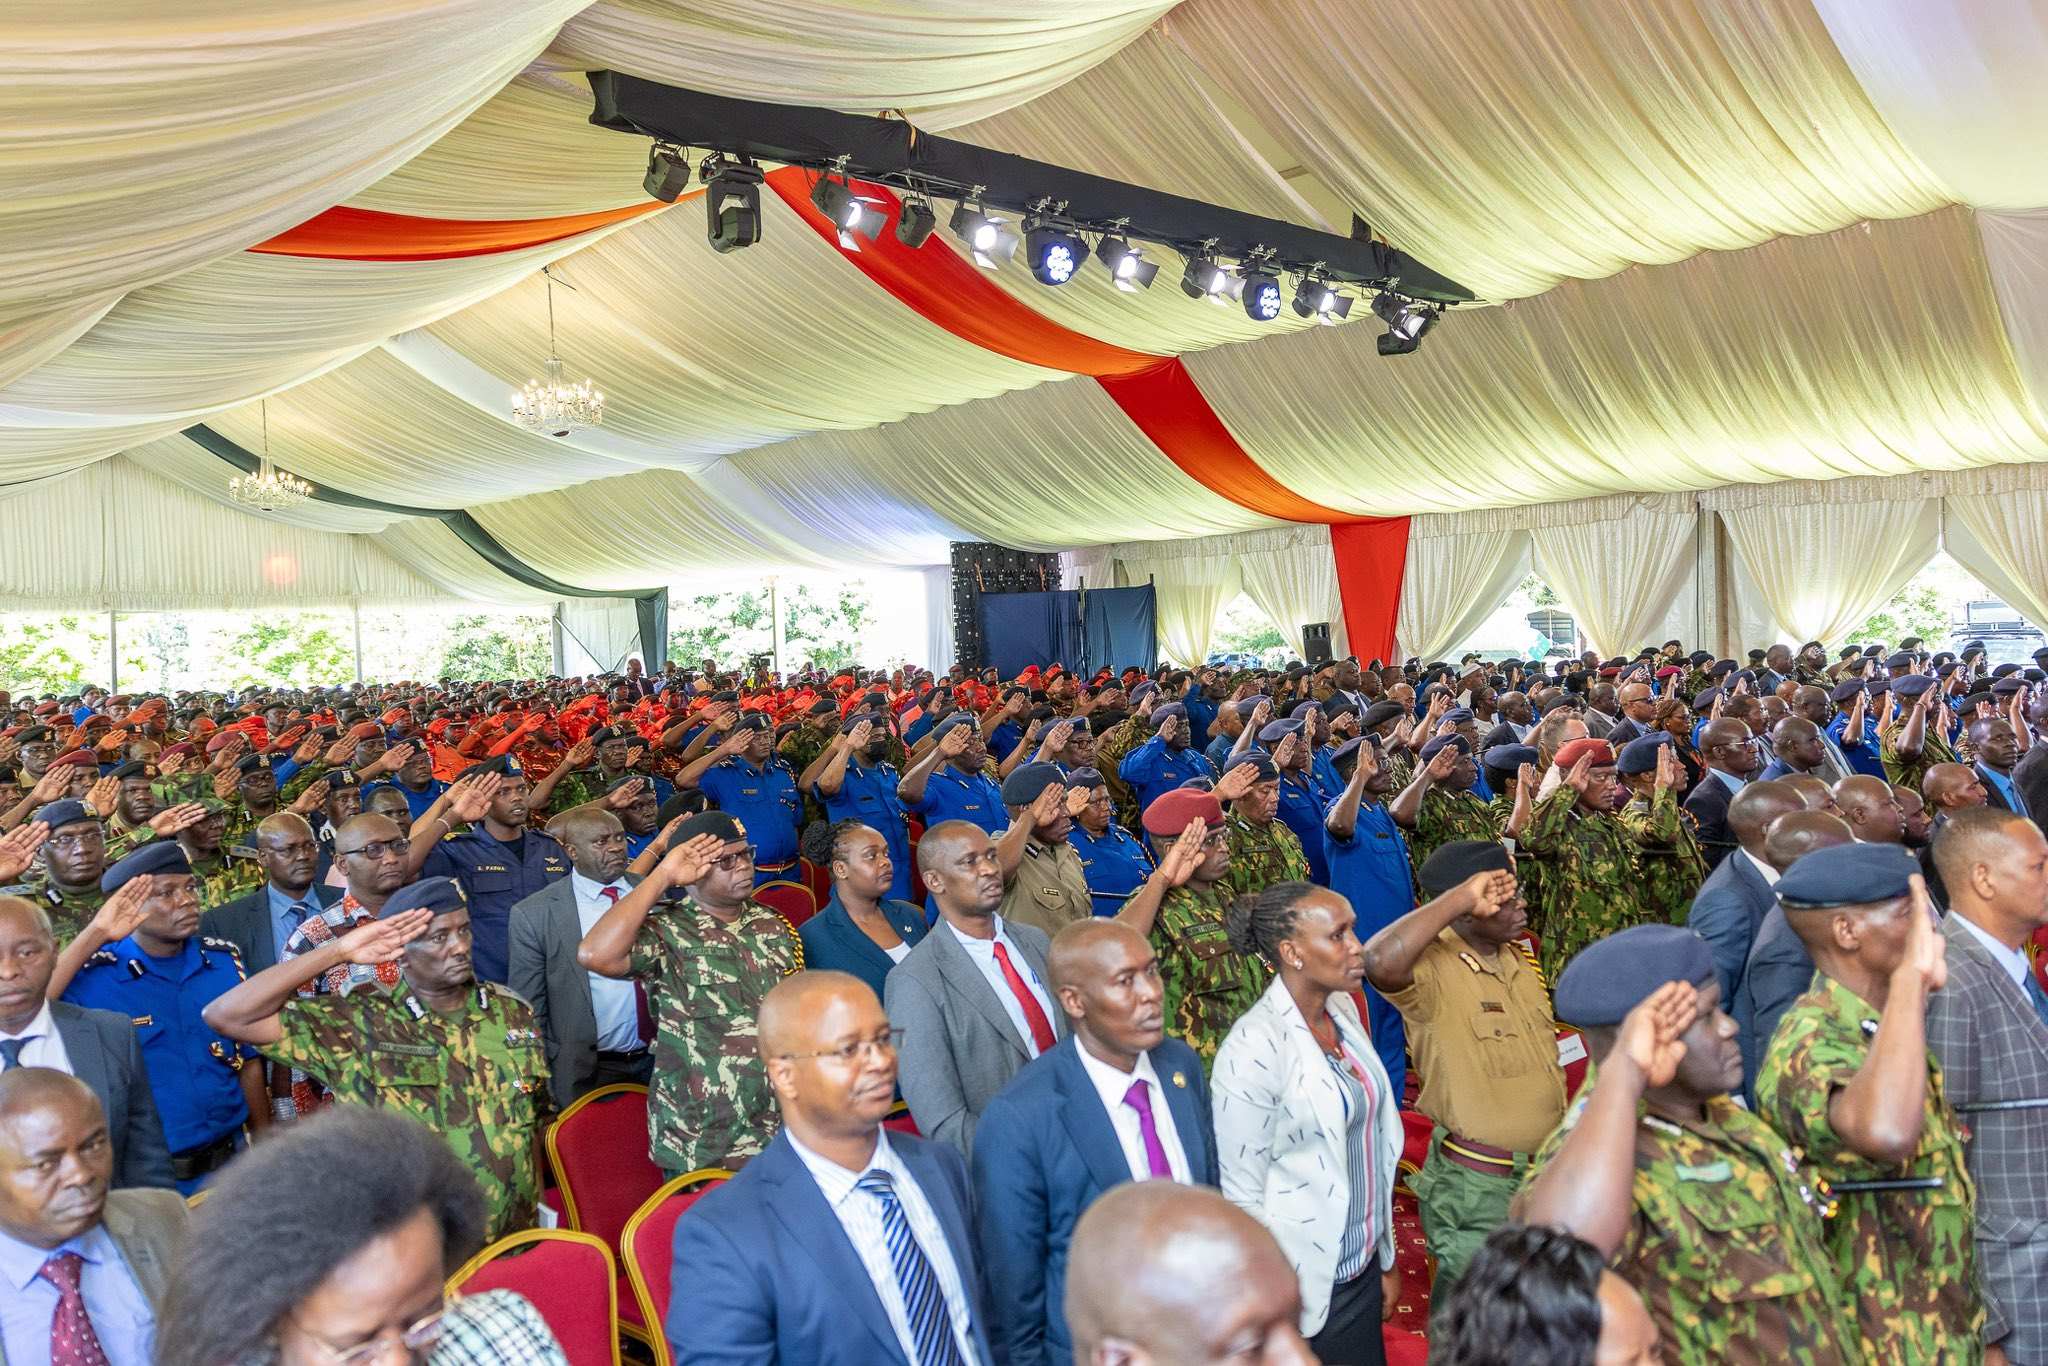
250, 201, 671, 261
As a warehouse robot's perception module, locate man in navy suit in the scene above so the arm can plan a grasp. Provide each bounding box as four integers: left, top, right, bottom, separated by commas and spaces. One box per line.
668, 970, 995, 1366
1686, 780, 1801, 1005
972, 919, 1216, 1366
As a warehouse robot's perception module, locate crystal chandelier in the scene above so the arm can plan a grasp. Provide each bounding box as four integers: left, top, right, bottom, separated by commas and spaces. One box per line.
511, 268, 604, 437
227, 402, 314, 512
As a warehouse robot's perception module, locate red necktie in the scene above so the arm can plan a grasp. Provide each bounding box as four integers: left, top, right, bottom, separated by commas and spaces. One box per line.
991, 941, 1057, 1053
39, 1251, 110, 1366
600, 886, 657, 1045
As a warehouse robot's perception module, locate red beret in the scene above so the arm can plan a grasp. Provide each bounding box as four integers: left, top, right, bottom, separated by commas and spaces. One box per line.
1141, 789, 1226, 837
47, 748, 98, 771
204, 731, 239, 754
1553, 738, 1617, 769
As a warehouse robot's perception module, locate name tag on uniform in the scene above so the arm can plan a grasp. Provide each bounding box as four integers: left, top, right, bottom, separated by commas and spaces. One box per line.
1480, 1001, 1505, 1014
1557, 1032, 1588, 1067
1675, 1160, 1732, 1184
369, 1042, 440, 1058
129, 1015, 153, 1027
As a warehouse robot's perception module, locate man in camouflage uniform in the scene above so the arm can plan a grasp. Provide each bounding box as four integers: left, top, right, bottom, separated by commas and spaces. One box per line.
174, 795, 267, 908
1219, 750, 1308, 899
1880, 675, 1955, 794
1614, 735, 1708, 927
1118, 789, 1270, 1068
1518, 924, 1857, 1366
204, 876, 554, 1239
1756, 842, 1983, 1364
1390, 736, 1497, 871
776, 698, 841, 827
1092, 688, 1154, 831
575, 808, 801, 1177
1519, 738, 1680, 982
3, 799, 111, 947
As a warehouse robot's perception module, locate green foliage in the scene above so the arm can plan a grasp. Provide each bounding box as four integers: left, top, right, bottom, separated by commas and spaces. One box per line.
0, 615, 105, 695
667, 582, 874, 672
1851, 581, 1950, 650
784, 583, 871, 671
438, 614, 552, 681
219, 619, 352, 688
1518, 573, 1562, 608
1215, 621, 1286, 653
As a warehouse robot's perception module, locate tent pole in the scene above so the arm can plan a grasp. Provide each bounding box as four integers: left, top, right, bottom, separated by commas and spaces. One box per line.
768, 578, 784, 676
352, 604, 366, 684
108, 612, 119, 692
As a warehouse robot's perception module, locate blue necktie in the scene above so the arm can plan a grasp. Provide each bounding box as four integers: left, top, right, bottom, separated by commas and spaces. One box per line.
857, 1170, 967, 1366
0, 1037, 30, 1070
2024, 972, 2048, 1034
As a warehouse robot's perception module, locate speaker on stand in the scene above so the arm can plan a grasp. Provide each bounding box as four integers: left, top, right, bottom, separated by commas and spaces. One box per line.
1301, 622, 1333, 667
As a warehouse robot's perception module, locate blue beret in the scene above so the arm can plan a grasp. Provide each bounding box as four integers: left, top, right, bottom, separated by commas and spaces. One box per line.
1329, 736, 1367, 768
1776, 842, 1918, 909
1417, 734, 1470, 761
1687, 650, 1714, 666
587, 727, 624, 745
1829, 679, 1864, 704
1482, 743, 1537, 774
458, 754, 523, 781
1000, 762, 1066, 807
1707, 660, 1736, 678
731, 712, 771, 732
1151, 702, 1188, 723
930, 713, 976, 738
1933, 663, 1958, 681
33, 799, 96, 831
1866, 677, 1890, 695
233, 754, 269, 775
1615, 734, 1670, 776
1257, 718, 1303, 744
376, 875, 468, 922
1177, 776, 1216, 792
1442, 707, 1475, 725
99, 839, 193, 893
839, 713, 877, 735
1221, 749, 1279, 781
109, 760, 153, 781
1059, 715, 1091, 735
1129, 682, 1159, 703
1691, 687, 1722, 711
1064, 766, 1104, 791
1554, 925, 1718, 1028
1886, 652, 1917, 671
1233, 697, 1268, 719
1862, 645, 1885, 658
1288, 700, 1322, 720
1892, 675, 1937, 699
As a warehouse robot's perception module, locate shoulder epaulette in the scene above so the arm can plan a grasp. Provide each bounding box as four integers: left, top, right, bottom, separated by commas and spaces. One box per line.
201, 935, 243, 958
84, 948, 120, 968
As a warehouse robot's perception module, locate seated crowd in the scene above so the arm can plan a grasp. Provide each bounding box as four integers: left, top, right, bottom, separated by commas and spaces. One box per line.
2, 635, 2046, 1364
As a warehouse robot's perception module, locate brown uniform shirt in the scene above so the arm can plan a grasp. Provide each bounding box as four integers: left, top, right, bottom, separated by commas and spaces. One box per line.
1381, 926, 1565, 1153
998, 837, 1092, 940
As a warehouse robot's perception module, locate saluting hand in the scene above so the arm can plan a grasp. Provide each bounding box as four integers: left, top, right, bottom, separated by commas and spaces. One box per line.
1063, 784, 1092, 819
335, 910, 432, 965
1894, 874, 1947, 994
1560, 752, 1595, 796
28, 767, 70, 806
147, 802, 208, 837
212, 767, 240, 803
288, 778, 331, 817
1026, 782, 1067, 829
562, 737, 597, 769
89, 878, 154, 944
657, 832, 727, 888
1653, 743, 1681, 793
604, 778, 647, 811
447, 773, 500, 825
0, 822, 49, 884
844, 720, 874, 751
1215, 761, 1260, 802
1155, 818, 1210, 889
1424, 745, 1460, 783
937, 725, 972, 760
1616, 980, 1696, 1089
81, 775, 119, 820
1459, 870, 1518, 920
1037, 721, 1073, 758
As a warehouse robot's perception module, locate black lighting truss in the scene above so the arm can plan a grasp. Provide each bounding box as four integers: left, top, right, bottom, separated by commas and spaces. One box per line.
587, 71, 1476, 306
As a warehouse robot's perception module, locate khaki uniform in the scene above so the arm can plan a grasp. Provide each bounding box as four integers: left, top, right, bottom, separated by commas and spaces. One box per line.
997, 837, 1092, 939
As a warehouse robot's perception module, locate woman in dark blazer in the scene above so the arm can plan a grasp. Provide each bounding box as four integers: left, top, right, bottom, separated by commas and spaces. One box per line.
795, 819, 928, 1001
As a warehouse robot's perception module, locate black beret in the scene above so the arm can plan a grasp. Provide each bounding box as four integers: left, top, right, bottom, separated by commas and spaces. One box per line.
929, 712, 976, 739
376, 875, 467, 921
732, 712, 771, 732
1615, 734, 1670, 775
15, 726, 53, 744
1892, 675, 1937, 699
1220, 749, 1279, 782
99, 839, 192, 893
805, 699, 837, 716
671, 810, 747, 847
1000, 762, 1066, 807
2034, 647, 2048, 663
33, 799, 96, 831
1441, 707, 1475, 725
586, 727, 622, 745
1481, 743, 1537, 774
605, 773, 654, 794
1899, 636, 1925, 650
1554, 925, 1718, 1028
1931, 652, 1956, 667
1416, 840, 1514, 898
1692, 687, 1723, 711
2028, 669, 2047, 684
1747, 649, 1768, 663
1829, 679, 1864, 704
1064, 766, 1104, 791
1707, 660, 1736, 679
457, 755, 522, 782
1231, 697, 1266, 719
1687, 650, 1713, 666
1991, 678, 2025, 698
323, 769, 362, 791
1839, 646, 1862, 660
1992, 663, 2021, 679
233, 754, 268, 775
1777, 842, 1918, 909
709, 690, 740, 703
1360, 701, 1407, 729
1862, 644, 1885, 658
109, 760, 153, 780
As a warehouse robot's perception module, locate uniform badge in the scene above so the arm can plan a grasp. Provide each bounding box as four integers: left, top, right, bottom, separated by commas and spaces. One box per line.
1858, 1017, 1879, 1040
1171, 1072, 1186, 1088
130, 1015, 153, 1027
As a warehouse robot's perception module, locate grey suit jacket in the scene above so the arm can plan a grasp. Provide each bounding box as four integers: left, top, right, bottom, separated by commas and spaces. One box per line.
508, 873, 640, 1107
886, 917, 1065, 1155
201, 882, 341, 975
1926, 912, 2048, 1355
50, 1001, 175, 1190
0, 1189, 188, 1366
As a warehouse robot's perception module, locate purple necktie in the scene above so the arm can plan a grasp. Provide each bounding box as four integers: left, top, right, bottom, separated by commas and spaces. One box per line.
1122, 1078, 1173, 1179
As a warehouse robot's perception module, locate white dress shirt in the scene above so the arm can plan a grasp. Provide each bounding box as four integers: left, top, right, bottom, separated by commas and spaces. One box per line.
1074, 1043, 1192, 1183
0, 1000, 73, 1073
787, 1128, 982, 1365
571, 872, 643, 1053
947, 916, 1056, 1057
1954, 910, 2033, 990
1740, 848, 1780, 886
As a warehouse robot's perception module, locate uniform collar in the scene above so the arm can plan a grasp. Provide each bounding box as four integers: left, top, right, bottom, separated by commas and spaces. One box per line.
106, 934, 203, 980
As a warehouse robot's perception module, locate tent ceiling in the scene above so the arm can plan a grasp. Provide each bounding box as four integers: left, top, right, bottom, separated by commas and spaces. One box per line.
5, 0, 2048, 609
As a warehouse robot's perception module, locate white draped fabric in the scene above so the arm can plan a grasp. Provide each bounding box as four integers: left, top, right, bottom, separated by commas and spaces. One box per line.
1396, 519, 1534, 664
1710, 488, 1941, 645
1114, 544, 1243, 668
556, 598, 644, 672
1944, 491, 2048, 635
1531, 495, 1698, 659
1230, 525, 1349, 659
920, 567, 958, 678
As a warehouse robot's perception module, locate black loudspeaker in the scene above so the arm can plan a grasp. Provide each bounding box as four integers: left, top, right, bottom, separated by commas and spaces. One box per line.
1302, 622, 1333, 666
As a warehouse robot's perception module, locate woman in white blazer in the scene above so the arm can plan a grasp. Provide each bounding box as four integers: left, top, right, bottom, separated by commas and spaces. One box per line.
1213, 882, 1402, 1366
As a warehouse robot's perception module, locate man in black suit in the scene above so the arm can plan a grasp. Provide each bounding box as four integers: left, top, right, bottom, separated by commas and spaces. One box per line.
0, 894, 173, 1187
1967, 717, 2026, 816
510, 807, 650, 1106
200, 813, 340, 975
1682, 719, 1763, 871
2013, 694, 2048, 831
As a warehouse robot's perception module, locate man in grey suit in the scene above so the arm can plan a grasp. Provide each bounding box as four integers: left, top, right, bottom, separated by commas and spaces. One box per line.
0, 896, 172, 1189
510, 807, 651, 1106
1687, 780, 1802, 1005
199, 813, 340, 975
0, 1068, 189, 1365
887, 820, 1064, 1154
1926, 807, 2048, 1366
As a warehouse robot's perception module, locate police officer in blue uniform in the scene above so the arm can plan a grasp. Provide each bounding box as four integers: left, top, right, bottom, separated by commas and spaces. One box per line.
1118, 702, 1217, 814
677, 711, 803, 884
1063, 767, 1155, 916
812, 713, 913, 902
898, 711, 1006, 834
1828, 676, 1888, 779
1321, 735, 1416, 1099
405, 756, 571, 984
58, 840, 266, 1195
1259, 718, 1333, 882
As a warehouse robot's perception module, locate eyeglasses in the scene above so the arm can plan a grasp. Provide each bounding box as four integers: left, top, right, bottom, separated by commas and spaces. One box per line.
293, 1301, 448, 1365
713, 845, 757, 872
1177, 830, 1230, 851
338, 838, 411, 861
780, 1028, 906, 1064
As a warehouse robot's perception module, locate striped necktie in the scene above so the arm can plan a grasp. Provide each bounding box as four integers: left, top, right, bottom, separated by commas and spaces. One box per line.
857, 1170, 967, 1366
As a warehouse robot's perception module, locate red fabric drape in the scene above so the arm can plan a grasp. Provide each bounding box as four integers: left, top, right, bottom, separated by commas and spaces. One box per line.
250, 201, 670, 261
1330, 518, 1409, 668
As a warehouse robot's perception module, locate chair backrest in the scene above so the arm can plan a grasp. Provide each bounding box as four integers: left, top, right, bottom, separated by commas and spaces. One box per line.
621, 1170, 733, 1366
800, 857, 832, 907
546, 1084, 663, 1252
447, 1229, 619, 1366
754, 879, 818, 928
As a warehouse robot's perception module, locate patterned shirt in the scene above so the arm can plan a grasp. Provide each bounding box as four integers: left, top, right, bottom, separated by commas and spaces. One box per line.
431, 1289, 566, 1366
1222, 811, 1309, 900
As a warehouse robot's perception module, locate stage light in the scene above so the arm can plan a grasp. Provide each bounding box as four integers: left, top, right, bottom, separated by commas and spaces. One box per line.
1372, 291, 1439, 345
1180, 256, 1241, 305
1239, 269, 1282, 321
1292, 277, 1352, 324
1094, 235, 1158, 291
644, 144, 692, 203
811, 176, 887, 251
702, 157, 764, 253
896, 197, 938, 248
948, 204, 1019, 268
1022, 218, 1086, 286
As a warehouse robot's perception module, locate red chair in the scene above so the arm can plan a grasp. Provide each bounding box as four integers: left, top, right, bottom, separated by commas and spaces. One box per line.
1384, 1325, 1430, 1365
447, 1229, 619, 1365
544, 1085, 663, 1349
621, 1170, 733, 1366
755, 879, 818, 929
884, 1099, 921, 1136
800, 857, 832, 907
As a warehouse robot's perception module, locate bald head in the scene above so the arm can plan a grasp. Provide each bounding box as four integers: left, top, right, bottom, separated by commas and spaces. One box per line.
1049, 919, 1165, 1063
0, 1067, 96, 1127
757, 971, 896, 1143
1048, 918, 1149, 995
1728, 780, 1803, 853
1781, 773, 1837, 814
757, 969, 875, 1061
0, 1068, 111, 1249
253, 811, 313, 844
1762, 810, 1854, 873
1067, 1184, 1311, 1366
1923, 762, 1989, 812
1834, 775, 1903, 843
